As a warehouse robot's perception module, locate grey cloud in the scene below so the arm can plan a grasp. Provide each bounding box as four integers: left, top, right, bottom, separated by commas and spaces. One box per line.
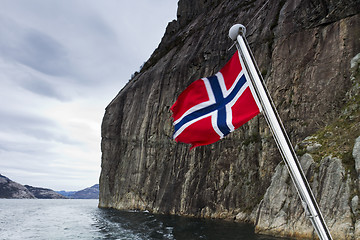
0, 16, 72, 100
0, 11, 123, 98
0, 109, 55, 128
0, 17, 73, 77
0, 110, 76, 145
0, 141, 51, 156
24, 127, 78, 145
19, 31, 73, 76
21, 77, 70, 101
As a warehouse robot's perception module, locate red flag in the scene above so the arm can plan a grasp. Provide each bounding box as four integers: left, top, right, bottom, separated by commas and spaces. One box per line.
171, 51, 260, 149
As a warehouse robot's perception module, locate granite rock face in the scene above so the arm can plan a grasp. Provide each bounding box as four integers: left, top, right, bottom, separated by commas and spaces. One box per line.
100, 0, 360, 238
354, 136, 360, 178
254, 154, 353, 239
254, 50, 360, 238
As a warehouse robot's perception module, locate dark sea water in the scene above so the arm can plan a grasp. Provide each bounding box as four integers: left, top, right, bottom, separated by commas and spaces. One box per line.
0, 199, 290, 240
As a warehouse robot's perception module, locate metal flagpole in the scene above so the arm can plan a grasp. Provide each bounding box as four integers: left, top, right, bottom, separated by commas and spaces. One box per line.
228, 24, 333, 240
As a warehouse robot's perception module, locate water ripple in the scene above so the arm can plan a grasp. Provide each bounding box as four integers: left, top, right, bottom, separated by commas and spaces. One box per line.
0, 199, 292, 240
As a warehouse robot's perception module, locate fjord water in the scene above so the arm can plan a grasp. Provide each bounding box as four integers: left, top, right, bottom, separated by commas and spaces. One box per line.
0, 199, 288, 240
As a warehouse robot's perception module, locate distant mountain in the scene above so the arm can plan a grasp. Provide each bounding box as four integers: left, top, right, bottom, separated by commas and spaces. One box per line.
56, 190, 76, 198
0, 173, 98, 199
57, 184, 99, 199
24, 185, 67, 199
0, 174, 35, 199
72, 184, 99, 199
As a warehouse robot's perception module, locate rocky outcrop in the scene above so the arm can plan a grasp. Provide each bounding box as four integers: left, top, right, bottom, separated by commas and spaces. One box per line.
249, 51, 360, 239
254, 154, 353, 239
354, 136, 360, 178
24, 185, 67, 199
0, 174, 35, 199
100, 0, 360, 239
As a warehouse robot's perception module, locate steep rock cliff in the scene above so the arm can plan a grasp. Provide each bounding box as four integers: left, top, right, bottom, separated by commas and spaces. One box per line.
100, 0, 360, 238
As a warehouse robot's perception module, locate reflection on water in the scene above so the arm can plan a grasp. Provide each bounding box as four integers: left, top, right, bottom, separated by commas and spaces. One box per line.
0, 199, 291, 240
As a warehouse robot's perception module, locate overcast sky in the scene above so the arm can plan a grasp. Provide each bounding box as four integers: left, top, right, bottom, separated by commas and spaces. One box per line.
0, 0, 178, 191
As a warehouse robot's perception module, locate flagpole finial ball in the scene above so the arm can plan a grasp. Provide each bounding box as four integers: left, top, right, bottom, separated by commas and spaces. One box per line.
229, 24, 246, 41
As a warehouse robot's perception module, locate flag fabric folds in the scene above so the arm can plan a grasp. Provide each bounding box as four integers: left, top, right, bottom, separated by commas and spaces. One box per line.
170, 51, 261, 149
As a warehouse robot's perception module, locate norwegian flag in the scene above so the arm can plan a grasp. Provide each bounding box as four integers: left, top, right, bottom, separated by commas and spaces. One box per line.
171, 51, 261, 149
